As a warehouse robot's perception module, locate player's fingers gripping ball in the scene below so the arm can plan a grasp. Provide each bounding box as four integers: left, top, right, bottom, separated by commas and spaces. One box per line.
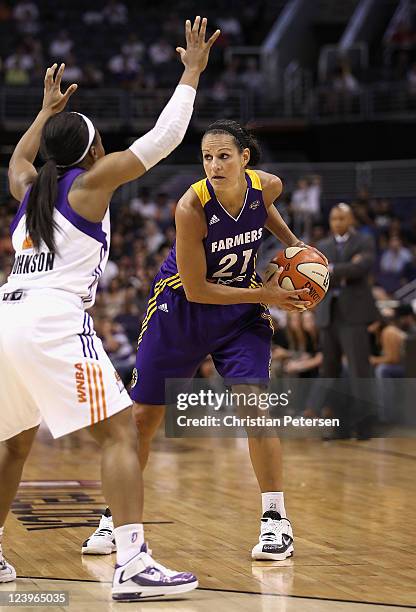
264, 246, 330, 310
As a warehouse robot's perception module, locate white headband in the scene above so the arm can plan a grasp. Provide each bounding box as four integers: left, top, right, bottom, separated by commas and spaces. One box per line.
57, 112, 96, 167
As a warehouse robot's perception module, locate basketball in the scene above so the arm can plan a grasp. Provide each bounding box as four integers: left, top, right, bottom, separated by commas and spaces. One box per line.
264, 246, 329, 309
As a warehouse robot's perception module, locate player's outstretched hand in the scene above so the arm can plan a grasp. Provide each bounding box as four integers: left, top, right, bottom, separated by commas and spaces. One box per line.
176, 16, 220, 74
262, 267, 312, 312
42, 63, 78, 114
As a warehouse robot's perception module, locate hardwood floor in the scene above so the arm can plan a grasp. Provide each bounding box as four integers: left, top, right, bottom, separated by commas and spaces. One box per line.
1, 426, 415, 611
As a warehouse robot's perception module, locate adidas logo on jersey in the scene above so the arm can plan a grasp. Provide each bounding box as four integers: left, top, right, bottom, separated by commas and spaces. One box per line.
209, 215, 220, 225
158, 303, 169, 313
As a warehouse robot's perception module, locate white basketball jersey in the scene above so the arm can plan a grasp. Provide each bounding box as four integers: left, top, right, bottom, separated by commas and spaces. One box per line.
2, 168, 110, 308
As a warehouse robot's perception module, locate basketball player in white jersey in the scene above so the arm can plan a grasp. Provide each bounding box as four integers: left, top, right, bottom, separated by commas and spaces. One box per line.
0, 17, 219, 601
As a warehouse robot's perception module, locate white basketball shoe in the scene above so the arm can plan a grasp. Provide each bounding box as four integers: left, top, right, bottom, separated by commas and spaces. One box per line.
251, 511, 294, 561
0, 553, 16, 583
82, 508, 116, 555
112, 543, 198, 601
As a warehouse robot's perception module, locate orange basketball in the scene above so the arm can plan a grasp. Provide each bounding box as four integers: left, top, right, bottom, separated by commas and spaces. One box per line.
264, 246, 329, 309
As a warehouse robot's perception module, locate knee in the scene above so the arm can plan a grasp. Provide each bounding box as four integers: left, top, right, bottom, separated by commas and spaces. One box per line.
133, 404, 164, 439
2, 433, 34, 461
90, 407, 137, 450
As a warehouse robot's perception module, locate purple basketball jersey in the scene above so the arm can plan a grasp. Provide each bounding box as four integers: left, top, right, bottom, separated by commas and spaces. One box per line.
160, 169, 267, 291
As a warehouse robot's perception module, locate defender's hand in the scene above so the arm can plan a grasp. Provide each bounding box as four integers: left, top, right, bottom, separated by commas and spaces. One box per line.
176, 16, 220, 74
42, 63, 78, 114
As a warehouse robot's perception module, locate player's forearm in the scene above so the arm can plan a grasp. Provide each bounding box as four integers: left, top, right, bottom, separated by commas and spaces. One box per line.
265, 213, 299, 247
185, 281, 267, 305
179, 67, 201, 90
10, 109, 53, 166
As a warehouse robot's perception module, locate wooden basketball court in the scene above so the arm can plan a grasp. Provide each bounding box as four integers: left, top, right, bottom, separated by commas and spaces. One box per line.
1, 426, 415, 611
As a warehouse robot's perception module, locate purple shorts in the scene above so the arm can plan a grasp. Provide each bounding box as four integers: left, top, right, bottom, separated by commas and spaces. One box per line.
130, 275, 273, 405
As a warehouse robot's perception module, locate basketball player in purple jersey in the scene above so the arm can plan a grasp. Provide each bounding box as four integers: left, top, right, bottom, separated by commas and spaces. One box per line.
85, 121, 327, 561
0, 17, 219, 600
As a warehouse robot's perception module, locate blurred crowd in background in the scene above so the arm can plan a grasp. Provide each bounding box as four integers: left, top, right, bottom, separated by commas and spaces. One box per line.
0, 0, 271, 91
1, 173, 415, 390
2, 0, 416, 109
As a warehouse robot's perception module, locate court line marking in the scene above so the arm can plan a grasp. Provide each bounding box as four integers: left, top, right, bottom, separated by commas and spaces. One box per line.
15, 577, 416, 608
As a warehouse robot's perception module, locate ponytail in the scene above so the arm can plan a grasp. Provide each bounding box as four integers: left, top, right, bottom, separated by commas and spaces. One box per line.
25, 158, 59, 252
24, 111, 97, 252
203, 119, 262, 167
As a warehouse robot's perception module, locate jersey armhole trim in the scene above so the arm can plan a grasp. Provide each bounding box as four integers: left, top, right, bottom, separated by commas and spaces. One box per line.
191, 179, 211, 207
245, 169, 262, 191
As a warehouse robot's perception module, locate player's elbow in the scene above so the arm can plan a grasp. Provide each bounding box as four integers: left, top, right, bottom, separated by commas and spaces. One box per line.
183, 283, 205, 303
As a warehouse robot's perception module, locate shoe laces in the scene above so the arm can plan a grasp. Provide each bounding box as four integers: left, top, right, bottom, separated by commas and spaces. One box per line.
259, 517, 285, 544
91, 515, 113, 538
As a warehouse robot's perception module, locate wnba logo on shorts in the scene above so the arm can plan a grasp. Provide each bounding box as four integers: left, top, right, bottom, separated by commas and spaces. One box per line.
74, 363, 87, 403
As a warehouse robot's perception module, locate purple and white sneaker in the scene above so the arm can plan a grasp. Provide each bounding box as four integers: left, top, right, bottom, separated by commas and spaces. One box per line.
112, 543, 198, 601
0, 554, 16, 583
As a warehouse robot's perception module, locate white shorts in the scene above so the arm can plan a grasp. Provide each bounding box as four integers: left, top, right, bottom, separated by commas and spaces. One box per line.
0, 289, 132, 441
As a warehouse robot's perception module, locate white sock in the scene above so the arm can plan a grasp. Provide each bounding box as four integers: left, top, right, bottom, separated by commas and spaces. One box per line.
0, 526, 4, 555
262, 492, 286, 518
114, 523, 144, 565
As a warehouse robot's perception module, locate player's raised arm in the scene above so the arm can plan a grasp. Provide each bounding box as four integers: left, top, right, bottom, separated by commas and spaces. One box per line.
8, 62, 78, 202
81, 17, 219, 195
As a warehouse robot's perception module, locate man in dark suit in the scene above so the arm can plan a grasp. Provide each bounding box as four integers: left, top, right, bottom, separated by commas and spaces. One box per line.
315, 203, 379, 438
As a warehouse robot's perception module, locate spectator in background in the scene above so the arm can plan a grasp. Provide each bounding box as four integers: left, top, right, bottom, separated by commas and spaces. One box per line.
283, 311, 322, 378
49, 30, 73, 61
108, 50, 140, 88
395, 302, 416, 335
115, 300, 140, 346
121, 33, 144, 62
207, 80, 231, 116
4, 53, 31, 85
144, 220, 165, 255
327, 62, 360, 114
60, 52, 83, 83
220, 56, 242, 89
99, 259, 119, 291
315, 203, 379, 439
370, 316, 406, 378
372, 198, 393, 231
82, 9, 104, 26
96, 317, 136, 385
83, 63, 104, 87
155, 192, 175, 229
290, 178, 309, 239
5, 45, 34, 73
102, 278, 127, 319
402, 245, 416, 284
149, 38, 174, 66
162, 14, 183, 44
380, 236, 412, 275
216, 13, 243, 44
240, 57, 263, 91
129, 187, 158, 220
102, 0, 128, 26
12, 0, 39, 35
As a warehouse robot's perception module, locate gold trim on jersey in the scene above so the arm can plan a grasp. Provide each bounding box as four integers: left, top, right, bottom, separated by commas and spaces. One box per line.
136, 273, 182, 348
245, 169, 262, 191
191, 179, 211, 207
